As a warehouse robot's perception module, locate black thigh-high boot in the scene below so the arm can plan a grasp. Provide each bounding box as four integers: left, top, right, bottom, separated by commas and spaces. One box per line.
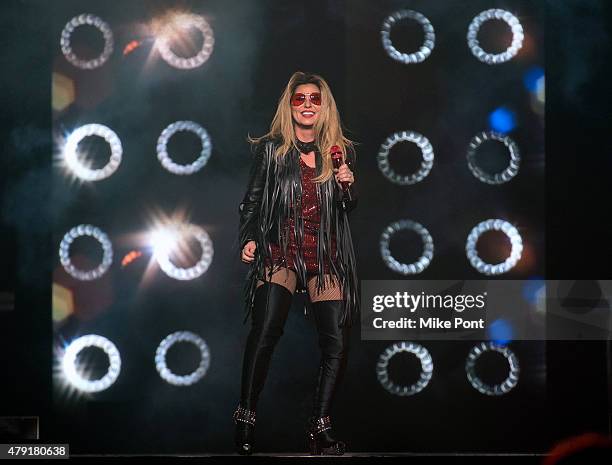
307, 299, 350, 455
233, 282, 293, 455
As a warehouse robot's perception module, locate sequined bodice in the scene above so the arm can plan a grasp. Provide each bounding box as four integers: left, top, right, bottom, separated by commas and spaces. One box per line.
266, 154, 337, 274
297, 156, 319, 231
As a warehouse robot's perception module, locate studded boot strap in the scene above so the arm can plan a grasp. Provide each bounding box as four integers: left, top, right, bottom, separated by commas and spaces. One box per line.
311, 416, 331, 434
233, 405, 256, 426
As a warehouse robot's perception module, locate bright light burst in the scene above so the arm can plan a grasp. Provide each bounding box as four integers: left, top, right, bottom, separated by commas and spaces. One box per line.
150, 226, 181, 260
60, 124, 123, 182
139, 209, 214, 282
149, 223, 214, 280
152, 12, 215, 69
58, 335, 121, 393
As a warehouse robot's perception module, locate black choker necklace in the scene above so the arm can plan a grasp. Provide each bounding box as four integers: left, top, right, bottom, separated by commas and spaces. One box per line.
295, 139, 317, 154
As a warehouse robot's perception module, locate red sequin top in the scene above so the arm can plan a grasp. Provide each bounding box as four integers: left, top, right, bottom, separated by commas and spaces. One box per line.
267, 156, 337, 274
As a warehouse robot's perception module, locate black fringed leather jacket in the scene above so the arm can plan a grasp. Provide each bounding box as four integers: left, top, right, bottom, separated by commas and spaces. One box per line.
238, 137, 359, 327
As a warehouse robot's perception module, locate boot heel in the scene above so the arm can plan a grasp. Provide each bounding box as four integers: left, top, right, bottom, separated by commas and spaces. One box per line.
307, 416, 346, 456
233, 405, 256, 455
307, 431, 321, 455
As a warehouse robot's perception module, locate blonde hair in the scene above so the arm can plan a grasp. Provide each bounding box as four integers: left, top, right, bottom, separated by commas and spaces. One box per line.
248, 71, 354, 183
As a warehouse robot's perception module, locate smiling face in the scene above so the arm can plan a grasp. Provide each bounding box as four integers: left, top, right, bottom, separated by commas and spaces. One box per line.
291, 83, 322, 128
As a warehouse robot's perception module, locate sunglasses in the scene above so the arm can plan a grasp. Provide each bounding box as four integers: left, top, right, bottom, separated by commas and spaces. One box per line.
290, 92, 322, 106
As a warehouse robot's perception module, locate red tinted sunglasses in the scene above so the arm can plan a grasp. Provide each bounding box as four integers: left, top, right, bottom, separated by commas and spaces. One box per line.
290, 92, 322, 106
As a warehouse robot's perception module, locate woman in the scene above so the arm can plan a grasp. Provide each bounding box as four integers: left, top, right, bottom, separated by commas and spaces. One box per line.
233, 71, 359, 455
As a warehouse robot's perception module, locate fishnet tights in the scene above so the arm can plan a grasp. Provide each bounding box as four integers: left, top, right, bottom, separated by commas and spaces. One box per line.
256, 267, 343, 301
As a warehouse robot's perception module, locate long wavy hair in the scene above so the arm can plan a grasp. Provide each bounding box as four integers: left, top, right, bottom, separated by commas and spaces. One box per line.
248, 71, 354, 183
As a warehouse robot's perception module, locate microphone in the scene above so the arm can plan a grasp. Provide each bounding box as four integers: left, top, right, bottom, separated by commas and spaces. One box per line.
330, 145, 353, 203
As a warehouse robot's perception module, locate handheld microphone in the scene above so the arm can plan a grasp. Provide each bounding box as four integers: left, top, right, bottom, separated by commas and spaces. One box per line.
330, 145, 353, 203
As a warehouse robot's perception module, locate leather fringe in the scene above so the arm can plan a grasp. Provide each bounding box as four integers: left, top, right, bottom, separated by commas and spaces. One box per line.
241, 140, 359, 327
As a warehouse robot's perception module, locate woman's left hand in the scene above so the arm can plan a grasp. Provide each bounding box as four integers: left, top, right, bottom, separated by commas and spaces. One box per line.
334, 163, 354, 187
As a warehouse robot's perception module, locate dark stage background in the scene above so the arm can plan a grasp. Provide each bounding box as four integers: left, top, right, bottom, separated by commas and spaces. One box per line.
0, 0, 610, 457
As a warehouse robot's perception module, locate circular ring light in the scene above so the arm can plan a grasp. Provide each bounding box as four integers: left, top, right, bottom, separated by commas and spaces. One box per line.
59, 224, 113, 281
467, 9, 524, 64
154, 224, 214, 280
466, 342, 520, 396
466, 219, 523, 275
157, 13, 215, 69
378, 131, 434, 185
155, 331, 211, 386
61, 334, 121, 393
380, 220, 434, 275
381, 10, 435, 64
376, 342, 433, 396
156, 121, 212, 175
63, 124, 122, 181
60, 14, 114, 69
467, 131, 520, 184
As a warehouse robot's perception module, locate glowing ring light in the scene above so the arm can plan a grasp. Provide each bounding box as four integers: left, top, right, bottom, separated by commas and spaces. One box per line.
466, 219, 523, 275
157, 13, 215, 69
467, 131, 520, 184
380, 220, 433, 275
466, 342, 520, 396
467, 9, 524, 64
63, 124, 123, 181
59, 224, 113, 281
61, 335, 121, 393
381, 10, 435, 64
155, 224, 214, 280
376, 342, 433, 396
156, 121, 212, 175
60, 14, 114, 69
378, 131, 434, 185
155, 331, 211, 386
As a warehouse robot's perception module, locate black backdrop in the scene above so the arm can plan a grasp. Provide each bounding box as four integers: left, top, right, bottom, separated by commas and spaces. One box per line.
0, 0, 610, 456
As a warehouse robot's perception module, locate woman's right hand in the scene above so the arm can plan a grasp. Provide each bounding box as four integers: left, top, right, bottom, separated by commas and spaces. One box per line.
241, 240, 257, 264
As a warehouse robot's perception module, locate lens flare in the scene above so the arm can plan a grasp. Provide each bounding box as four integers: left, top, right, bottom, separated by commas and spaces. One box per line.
123, 40, 142, 56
